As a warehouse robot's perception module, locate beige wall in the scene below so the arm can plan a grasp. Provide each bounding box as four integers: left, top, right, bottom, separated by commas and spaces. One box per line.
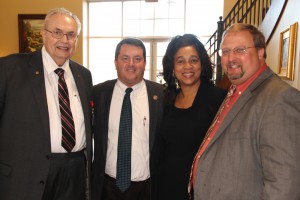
266, 0, 300, 89
223, 0, 236, 17
0, 0, 84, 63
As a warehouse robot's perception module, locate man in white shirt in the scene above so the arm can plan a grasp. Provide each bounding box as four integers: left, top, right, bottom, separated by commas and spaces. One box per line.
0, 8, 93, 200
92, 38, 164, 200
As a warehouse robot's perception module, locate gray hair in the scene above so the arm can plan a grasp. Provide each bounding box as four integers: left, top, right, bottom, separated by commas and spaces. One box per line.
44, 8, 81, 35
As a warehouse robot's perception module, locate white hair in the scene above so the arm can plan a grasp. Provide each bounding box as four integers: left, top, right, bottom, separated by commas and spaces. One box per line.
44, 7, 81, 35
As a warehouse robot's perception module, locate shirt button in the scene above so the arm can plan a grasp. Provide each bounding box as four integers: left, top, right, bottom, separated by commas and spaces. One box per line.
40, 180, 45, 185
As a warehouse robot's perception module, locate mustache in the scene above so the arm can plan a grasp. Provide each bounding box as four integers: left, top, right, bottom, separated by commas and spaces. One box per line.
225, 61, 244, 80
226, 61, 242, 69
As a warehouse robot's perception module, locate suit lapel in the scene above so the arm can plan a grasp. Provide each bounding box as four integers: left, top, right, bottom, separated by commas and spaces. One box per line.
145, 80, 160, 152
69, 62, 93, 155
70, 62, 89, 122
204, 68, 274, 153
101, 80, 116, 154
70, 62, 86, 105
28, 51, 51, 150
210, 90, 253, 145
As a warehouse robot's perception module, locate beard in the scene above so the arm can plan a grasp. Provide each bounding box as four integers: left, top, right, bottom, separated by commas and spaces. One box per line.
224, 61, 244, 80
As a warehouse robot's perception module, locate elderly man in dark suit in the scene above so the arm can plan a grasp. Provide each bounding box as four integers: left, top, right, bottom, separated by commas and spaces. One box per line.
92, 38, 164, 200
0, 8, 93, 200
190, 23, 300, 200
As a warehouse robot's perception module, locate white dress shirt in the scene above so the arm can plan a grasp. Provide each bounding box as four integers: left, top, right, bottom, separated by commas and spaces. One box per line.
42, 47, 86, 153
105, 79, 150, 181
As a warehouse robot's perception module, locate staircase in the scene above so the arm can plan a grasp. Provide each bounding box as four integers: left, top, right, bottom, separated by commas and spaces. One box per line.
207, 0, 287, 89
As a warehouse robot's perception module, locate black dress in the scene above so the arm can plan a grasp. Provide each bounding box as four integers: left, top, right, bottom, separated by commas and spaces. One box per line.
158, 83, 226, 200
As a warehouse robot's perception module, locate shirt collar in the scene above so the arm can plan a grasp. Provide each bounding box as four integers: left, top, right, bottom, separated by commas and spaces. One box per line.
233, 63, 268, 96
42, 46, 70, 75
116, 79, 144, 94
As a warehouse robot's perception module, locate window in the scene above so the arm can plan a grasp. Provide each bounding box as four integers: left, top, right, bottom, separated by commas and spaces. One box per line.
88, 0, 223, 85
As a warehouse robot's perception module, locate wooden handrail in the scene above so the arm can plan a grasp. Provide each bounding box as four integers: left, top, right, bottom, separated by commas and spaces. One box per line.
206, 0, 271, 86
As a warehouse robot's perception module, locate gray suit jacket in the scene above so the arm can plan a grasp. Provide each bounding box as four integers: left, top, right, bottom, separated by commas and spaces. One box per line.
0, 50, 93, 200
194, 67, 300, 200
91, 79, 164, 200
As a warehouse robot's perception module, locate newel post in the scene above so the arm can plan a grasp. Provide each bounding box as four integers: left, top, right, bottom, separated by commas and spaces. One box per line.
216, 16, 224, 85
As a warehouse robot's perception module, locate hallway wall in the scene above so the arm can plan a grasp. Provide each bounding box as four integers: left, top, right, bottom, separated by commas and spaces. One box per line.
0, 0, 85, 63
266, 0, 300, 89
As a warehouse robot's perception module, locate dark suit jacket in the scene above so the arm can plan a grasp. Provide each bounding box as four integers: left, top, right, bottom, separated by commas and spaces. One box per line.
91, 79, 164, 200
0, 50, 93, 200
194, 67, 300, 200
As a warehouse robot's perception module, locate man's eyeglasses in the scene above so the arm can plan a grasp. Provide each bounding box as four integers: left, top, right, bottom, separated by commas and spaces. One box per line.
218, 46, 256, 57
44, 29, 77, 41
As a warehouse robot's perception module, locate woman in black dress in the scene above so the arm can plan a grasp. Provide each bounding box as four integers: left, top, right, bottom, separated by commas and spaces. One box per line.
158, 34, 227, 200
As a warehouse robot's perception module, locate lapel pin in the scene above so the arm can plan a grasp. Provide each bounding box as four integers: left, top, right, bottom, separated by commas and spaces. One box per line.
35, 71, 40, 75
153, 95, 158, 100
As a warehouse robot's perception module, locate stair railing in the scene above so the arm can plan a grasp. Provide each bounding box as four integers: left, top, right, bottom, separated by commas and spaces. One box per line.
206, 0, 271, 85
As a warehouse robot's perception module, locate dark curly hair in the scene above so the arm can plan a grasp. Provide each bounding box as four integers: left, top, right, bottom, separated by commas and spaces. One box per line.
162, 34, 214, 107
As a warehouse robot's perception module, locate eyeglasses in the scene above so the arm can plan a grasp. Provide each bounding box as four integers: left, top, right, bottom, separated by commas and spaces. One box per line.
218, 46, 256, 57
44, 29, 78, 41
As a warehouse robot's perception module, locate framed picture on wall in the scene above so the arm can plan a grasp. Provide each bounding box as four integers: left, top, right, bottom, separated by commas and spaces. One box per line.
18, 14, 46, 53
277, 22, 298, 80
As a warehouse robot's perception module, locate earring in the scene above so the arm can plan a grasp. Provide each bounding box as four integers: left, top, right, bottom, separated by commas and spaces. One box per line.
175, 78, 180, 90
173, 71, 180, 90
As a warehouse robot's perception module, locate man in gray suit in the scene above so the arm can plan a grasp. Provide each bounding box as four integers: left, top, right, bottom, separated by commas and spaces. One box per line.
92, 38, 163, 200
190, 23, 300, 200
0, 8, 93, 200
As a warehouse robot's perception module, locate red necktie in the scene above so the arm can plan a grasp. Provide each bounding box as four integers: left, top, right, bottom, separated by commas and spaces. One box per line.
55, 68, 76, 152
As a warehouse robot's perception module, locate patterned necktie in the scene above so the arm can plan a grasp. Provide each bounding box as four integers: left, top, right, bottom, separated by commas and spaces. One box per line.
55, 68, 76, 153
116, 88, 133, 192
188, 84, 236, 197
